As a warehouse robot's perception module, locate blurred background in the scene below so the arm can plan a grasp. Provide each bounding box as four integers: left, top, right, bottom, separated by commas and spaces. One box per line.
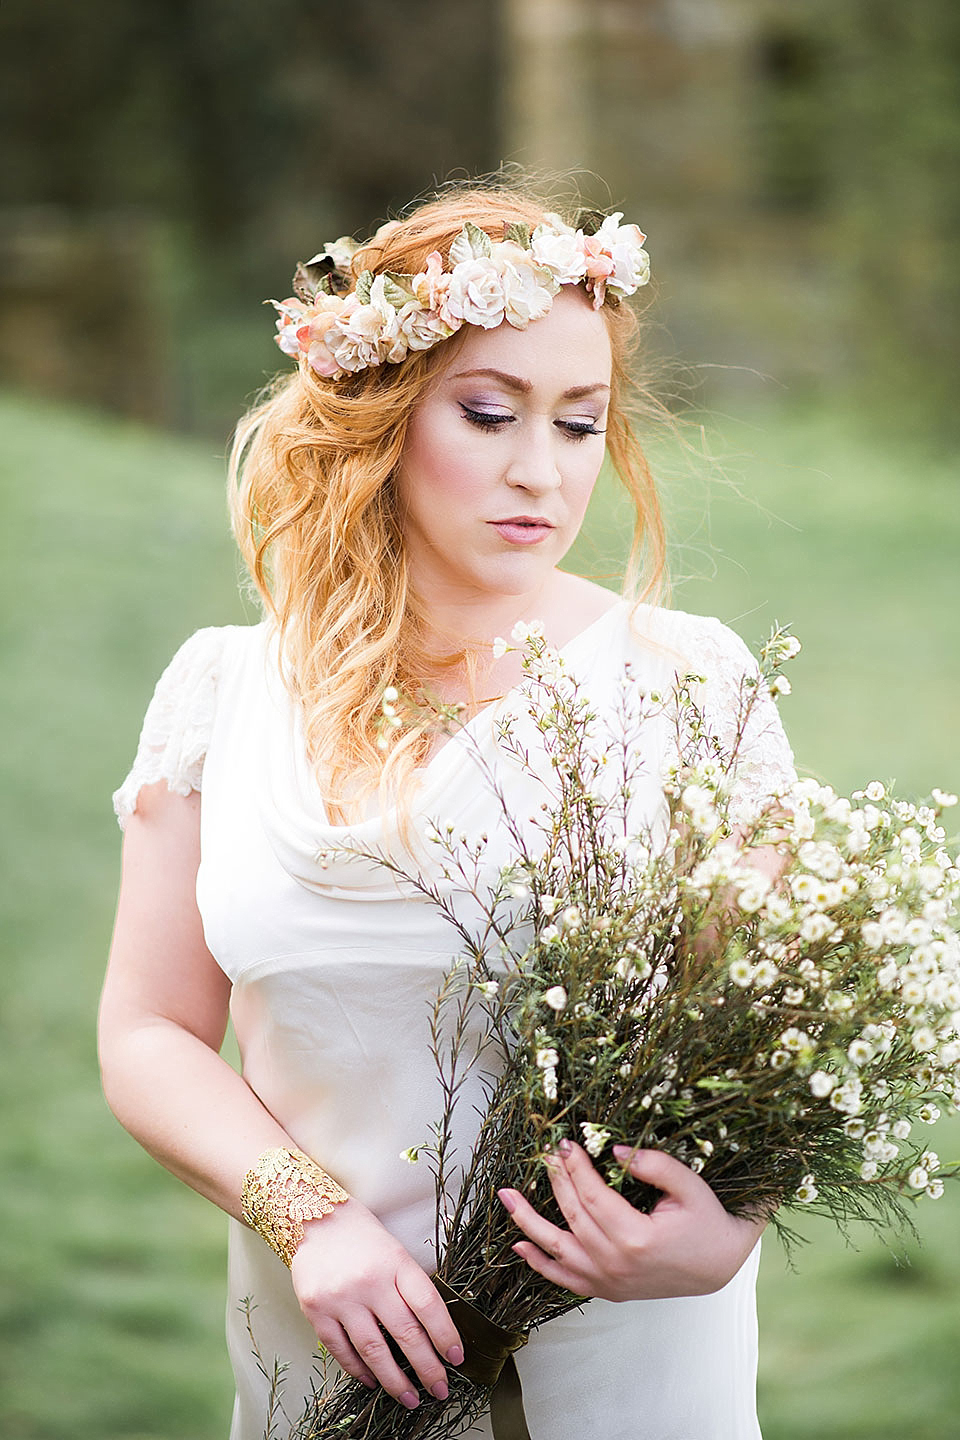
1, 1, 958, 1437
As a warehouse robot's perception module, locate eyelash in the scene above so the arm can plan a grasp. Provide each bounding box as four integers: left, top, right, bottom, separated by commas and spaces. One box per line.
460, 406, 605, 442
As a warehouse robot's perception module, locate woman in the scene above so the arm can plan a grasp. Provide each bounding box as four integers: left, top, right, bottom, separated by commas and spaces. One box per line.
99, 181, 796, 1439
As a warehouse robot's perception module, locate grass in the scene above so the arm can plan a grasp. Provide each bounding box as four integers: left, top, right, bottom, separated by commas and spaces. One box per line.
1, 387, 958, 1437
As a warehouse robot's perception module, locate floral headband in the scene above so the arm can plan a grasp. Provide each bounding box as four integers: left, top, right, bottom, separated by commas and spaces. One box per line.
269, 211, 650, 381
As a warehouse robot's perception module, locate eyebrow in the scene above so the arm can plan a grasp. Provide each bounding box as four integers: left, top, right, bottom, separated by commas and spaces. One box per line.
450, 368, 610, 400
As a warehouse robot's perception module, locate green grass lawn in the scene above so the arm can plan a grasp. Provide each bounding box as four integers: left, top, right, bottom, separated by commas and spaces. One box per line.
1, 388, 958, 1438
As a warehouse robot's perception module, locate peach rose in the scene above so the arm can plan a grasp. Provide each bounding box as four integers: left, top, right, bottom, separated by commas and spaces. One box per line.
412, 250, 451, 313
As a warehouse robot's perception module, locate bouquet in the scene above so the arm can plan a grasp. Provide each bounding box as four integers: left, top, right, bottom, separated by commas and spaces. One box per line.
283, 625, 960, 1440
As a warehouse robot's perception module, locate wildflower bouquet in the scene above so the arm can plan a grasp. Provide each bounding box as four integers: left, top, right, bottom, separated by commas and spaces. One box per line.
285, 627, 960, 1440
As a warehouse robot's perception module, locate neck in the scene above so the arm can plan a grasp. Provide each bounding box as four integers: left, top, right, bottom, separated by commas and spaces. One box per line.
412, 579, 558, 660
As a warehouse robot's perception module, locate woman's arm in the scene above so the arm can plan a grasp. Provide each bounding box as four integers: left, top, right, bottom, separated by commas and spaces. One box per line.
99, 783, 278, 1207
99, 781, 463, 1408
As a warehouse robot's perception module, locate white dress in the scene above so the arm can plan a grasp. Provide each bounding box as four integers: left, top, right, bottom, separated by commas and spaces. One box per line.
114, 598, 796, 1440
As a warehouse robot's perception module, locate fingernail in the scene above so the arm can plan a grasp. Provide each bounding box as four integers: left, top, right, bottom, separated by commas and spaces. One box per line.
558, 1138, 572, 1157
361, 1375, 377, 1389
400, 1390, 420, 1409
446, 1345, 464, 1366
498, 1188, 516, 1213
431, 1381, 449, 1400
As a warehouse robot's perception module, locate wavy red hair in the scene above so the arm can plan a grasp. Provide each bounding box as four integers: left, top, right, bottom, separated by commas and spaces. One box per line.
228, 178, 667, 822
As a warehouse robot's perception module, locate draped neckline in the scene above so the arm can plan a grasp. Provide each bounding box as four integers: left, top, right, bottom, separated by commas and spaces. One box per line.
257, 597, 632, 898
413, 595, 632, 778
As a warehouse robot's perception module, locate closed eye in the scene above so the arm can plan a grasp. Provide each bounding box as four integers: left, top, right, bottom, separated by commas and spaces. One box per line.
461, 405, 605, 440
460, 405, 513, 430
558, 420, 606, 441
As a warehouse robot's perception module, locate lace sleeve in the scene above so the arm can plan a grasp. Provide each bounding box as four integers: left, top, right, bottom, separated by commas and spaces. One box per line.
644, 610, 794, 823
112, 627, 226, 829
673, 613, 797, 823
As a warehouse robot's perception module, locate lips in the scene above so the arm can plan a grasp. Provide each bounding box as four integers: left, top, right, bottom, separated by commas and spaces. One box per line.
489, 516, 555, 545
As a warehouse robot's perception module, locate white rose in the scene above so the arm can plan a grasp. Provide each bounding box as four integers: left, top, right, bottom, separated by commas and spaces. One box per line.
498, 259, 556, 327
606, 237, 650, 296
530, 230, 587, 284
441, 258, 506, 328
593, 215, 650, 296
363, 277, 406, 362
535, 212, 578, 237
396, 300, 455, 352
331, 300, 387, 371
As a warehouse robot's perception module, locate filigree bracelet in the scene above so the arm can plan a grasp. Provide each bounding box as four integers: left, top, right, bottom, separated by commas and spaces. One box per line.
241, 1147, 349, 1267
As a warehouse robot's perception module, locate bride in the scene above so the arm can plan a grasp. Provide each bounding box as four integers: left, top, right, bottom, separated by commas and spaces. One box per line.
99, 178, 794, 1439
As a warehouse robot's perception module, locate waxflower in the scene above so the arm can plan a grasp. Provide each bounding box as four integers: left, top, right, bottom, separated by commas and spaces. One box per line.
297, 623, 960, 1440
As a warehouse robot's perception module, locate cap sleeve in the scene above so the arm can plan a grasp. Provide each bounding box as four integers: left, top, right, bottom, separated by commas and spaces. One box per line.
112, 627, 226, 829
691, 615, 797, 821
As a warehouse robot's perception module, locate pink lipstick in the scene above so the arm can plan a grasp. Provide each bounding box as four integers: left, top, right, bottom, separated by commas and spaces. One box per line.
489, 516, 555, 545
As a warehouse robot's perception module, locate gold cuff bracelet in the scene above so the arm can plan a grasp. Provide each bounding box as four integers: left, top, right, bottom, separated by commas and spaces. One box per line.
240, 1147, 349, 1267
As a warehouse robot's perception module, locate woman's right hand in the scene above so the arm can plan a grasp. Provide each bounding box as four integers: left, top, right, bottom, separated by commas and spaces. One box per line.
290, 1197, 464, 1409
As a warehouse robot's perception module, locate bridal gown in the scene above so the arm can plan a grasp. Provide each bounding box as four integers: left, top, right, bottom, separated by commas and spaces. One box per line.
114, 598, 796, 1440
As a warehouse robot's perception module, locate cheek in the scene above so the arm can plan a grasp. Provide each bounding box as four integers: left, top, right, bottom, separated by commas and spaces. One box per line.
565, 451, 603, 517
400, 417, 487, 508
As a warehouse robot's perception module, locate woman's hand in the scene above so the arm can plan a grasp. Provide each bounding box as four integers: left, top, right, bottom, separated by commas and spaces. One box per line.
291, 1198, 464, 1409
498, 1141, 765, 1303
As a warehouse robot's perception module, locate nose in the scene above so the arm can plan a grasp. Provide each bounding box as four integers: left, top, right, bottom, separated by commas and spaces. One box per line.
504, 418, 563, 495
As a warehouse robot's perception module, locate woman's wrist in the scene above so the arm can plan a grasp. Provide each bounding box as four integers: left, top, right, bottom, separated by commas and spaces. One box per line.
240, 1146, 350, 1266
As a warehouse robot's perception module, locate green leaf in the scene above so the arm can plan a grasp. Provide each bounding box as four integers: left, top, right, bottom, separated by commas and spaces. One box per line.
575, 208, 606, 237
354, 270, 374, 305
292, 260, 333, 303
504, 222, 531, 249
465, 220, 493, 257
324, 235, 359, 266
450, 221, 493, 266
381, 272, 417, 308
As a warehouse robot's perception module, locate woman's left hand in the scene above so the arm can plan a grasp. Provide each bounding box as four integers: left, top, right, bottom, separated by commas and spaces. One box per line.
498, 1141, 766, 1303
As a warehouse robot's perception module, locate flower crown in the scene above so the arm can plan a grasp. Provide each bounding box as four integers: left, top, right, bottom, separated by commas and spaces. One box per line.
269, 211, 650, 381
